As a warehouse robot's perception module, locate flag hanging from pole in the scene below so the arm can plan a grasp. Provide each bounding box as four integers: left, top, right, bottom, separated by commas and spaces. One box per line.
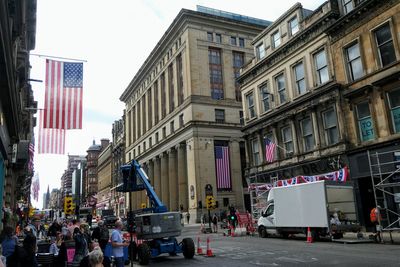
215, 145, 232, 190
28, 135, 35, 173
264, 138, 276, 163
32, 172, 40, 202
38, 110, 66, 154
43, 59, 83, 129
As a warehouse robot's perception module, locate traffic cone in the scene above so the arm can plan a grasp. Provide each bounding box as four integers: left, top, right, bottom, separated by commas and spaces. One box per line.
205, 236, 215, 257
196, 236, 204, 255
306, 227, 313, 243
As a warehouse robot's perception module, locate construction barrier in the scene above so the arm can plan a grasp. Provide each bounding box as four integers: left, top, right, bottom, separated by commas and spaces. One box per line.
204, 236, 215, 257
236, 211, 256, 235
197, 236, 204, 255
306, 227, 313, 243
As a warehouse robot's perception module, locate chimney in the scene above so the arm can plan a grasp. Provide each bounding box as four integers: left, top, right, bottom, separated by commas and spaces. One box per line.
100, 139, 110, 150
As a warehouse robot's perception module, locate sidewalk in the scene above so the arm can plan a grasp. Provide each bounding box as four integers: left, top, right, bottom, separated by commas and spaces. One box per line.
342, 231, 400, 244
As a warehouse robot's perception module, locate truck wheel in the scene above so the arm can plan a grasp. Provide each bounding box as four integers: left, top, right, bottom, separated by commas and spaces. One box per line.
138, 243, 151, 265
182, 238, 195, 259
259, 227, 267, 238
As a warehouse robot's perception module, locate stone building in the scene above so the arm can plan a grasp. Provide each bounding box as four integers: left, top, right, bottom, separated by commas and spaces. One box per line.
0, 0, 37, 228
97, 139, 112, 211
326, 0, 400, 229
85, 140, 102, 208
61, 155, 86, 197
112, 116, 126, 217
49, 188, 61, 210
120, 6, 269, 222
238, 1, 346, 212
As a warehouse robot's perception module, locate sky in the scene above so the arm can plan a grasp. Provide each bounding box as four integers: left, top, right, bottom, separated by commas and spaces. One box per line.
30, 0, 326, 208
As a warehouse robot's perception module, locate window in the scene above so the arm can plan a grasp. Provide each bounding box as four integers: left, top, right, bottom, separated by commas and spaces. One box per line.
155, 132, 159, 143
272, 31, 281, 48
289, 17, 299, 36
314, 49, 329, 85
293, 62, 306, 95
162, 127, 166, 138
161, 73, 166, 118
246, 93, 255, 119
260, 84, 271, 112
256, 43, 265, 59
209, 48, 224, 99
239, 38, 245, 47
388, 89, 400, 133
170, 121, 175, 133
230, 36, 237, 46
239, 111, 244, 126
275, 74, 286, 104
301, 117, 314, 152
176, 53, 184, 105
138, 145, 141, 155
252, 139, 260, 166
215, 109, 225, 123
233, 51, 245, 101
216, 33, 222, 43
356, 102, 374, 141
207, 32, 213, 42
345, 42, 363, 81
374, 23, 396, 67
179, 114, 184, 128
281, 126, 293, 156
148, 88, 152, 129
154, 81, 159, 124
322, 108, 339, 145
143, 141, 146, 151
149, 137, 152, 148
168, 63, 175, 112
342, 0, 354, 14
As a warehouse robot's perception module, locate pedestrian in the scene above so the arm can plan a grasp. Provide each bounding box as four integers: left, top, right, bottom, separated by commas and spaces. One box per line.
73, 227, 88, 264
88, 247, 104, 267
186, 212, 190, 224
87, 213, 93, 228
91, 220, 109, 252
370, 205, 383, 243
8, 232, 38, 267
212, 214, 218, 233
61, 222, 70, 240
111, 221, 129, 267
0, 226, 18, 263
69, 219, 79, 237
48, 220, 61, 237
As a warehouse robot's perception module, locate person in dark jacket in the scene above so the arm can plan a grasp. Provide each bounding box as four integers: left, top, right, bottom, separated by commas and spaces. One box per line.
48, 220, 62, 237
8, 232, 38, 267
73, 227, 88, 264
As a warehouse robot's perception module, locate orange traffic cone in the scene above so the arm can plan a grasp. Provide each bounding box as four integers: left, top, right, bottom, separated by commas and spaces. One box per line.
306, 227, 313, 243
196, 236, 204, 255
205, 236, 215, 257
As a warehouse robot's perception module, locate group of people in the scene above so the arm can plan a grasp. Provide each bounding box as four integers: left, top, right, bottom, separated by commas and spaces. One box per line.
0, 218, 130, 267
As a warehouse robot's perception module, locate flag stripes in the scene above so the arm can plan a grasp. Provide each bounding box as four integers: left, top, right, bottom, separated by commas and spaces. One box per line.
215, 145, 232, 190
264, 138, 276, 163
38, 110, 66, 154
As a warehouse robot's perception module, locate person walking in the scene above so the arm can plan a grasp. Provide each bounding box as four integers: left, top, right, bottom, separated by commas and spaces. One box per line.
0, 226, 18, 263
111, 221, 129, 267
186, 212, 190, 225
212, 214, 218, 233
370, 205, 383, 243
7, 232, 38, 267
73, 227, 88, 264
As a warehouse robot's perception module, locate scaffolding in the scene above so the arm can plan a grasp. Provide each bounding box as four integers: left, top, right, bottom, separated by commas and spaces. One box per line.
368, 149, 400, 235
247, 175, 277, 220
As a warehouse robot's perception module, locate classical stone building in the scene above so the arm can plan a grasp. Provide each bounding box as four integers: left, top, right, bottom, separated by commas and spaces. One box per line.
120, 6, 269, 221
238, 1, 347, 212
97, 139, 112, 211
326, 0, 400, 229
49, 188, 61, 210
85, 140, 102, 208
112, 117, 126, 217
0, 0, 37, 228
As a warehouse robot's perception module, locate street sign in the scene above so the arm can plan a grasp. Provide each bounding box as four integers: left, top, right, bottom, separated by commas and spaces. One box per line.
205, 184, 213, 196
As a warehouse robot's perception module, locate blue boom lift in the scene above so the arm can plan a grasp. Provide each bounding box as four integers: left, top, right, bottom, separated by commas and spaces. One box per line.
118, 160, 195, 265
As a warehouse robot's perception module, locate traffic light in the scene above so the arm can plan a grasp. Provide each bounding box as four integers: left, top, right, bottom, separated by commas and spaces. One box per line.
127, 211, 136, 233
206, 196, 216, 210
64, 196, 73, 215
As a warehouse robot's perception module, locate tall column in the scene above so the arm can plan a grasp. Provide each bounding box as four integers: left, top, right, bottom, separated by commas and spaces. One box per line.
168, 148, 178, 211
160, 152, 169, 207
153, 157, 161, 199
147, 160, 154, 207
177, 144, 188, 211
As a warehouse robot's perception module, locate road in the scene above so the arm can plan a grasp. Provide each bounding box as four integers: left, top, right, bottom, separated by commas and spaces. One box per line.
124, 225, 400, 266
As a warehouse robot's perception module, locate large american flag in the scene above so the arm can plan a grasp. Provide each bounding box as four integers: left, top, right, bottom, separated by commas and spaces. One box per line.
28, 136, 35, 173
264, 138, 276, 163
215, 146, 232, 190
38, 110, 66, 154
43, 59, 83, 129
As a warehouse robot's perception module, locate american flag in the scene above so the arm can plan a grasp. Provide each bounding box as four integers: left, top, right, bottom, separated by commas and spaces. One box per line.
264, 138, 276, 163
38, 110, 66, 154
32, 172, 40, 202
215, 146, 231, 190
28, 136, 35, 173
43, 59, 83, 129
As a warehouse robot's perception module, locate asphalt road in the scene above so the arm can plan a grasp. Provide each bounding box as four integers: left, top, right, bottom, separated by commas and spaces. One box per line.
125, 225, 400, 266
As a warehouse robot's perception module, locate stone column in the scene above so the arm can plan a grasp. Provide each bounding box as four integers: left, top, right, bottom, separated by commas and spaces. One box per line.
153, 157, 161, 199
168, 148, 178, 211
177, 143, 188, 211
160, 152, 169, 207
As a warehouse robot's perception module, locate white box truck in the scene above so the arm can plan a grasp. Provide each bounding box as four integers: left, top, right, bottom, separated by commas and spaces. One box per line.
257, 180, 360, 240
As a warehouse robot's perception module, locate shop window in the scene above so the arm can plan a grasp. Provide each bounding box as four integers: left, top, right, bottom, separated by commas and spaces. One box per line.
387, 89, 400, 133
356, 101, 374, 142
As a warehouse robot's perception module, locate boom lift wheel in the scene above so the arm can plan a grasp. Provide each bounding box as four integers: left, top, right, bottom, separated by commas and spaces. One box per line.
182, 238, 195, 259
138, 243, 151, 265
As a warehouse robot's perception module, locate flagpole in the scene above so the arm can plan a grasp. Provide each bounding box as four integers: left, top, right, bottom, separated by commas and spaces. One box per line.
264, 138, 291, 154
30, 53, 88, 63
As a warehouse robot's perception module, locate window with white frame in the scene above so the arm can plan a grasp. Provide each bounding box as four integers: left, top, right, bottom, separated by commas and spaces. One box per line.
300, 116, 314, 152
293, 62, 306, 95
356, 101, 374, 142
272, 31, 281, 49
215, 109, 225, 123
342, 0, 354, 14
289, 17, 299, 36
246, 92, 256, 119
387, 89, 400, 133
345, 41, 363, 81
322, 108, 339, 145
281, 126, 293, 156
275, 74, 286, 104
215, 33, 222, 43
252, 139, 260, 166
256, 43, 265, 59
259, 84, 271, 113
314, 49, 329, 85
374, 23, 396, 67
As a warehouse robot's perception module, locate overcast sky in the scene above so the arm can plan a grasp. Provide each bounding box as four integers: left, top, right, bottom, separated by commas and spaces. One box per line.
30, 0, 326, 208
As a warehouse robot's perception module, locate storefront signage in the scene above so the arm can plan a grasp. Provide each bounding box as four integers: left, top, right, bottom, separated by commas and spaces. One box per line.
359, 117, 374, 141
